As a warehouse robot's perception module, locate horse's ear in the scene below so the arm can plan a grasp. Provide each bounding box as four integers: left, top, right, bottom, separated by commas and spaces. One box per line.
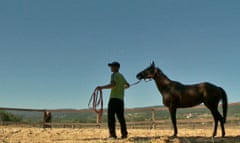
152, 61, 155, 67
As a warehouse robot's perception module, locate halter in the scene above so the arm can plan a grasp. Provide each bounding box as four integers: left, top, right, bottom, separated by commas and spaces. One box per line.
141, 67, 160, 79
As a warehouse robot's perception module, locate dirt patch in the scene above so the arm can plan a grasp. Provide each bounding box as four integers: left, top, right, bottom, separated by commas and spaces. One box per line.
0, 126, 239, 143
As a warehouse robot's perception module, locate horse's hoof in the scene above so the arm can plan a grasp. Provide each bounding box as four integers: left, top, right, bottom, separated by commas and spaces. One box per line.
212, 132, 217, 138
169, 135, 177, 139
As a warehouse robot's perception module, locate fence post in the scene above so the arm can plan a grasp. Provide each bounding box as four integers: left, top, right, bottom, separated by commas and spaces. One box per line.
96, 113, 100, 128
151, 108, 156, 129
42, 111, 45, 128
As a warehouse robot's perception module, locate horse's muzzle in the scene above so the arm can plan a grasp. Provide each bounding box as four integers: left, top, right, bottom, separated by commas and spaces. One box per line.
136, 73, 143, 80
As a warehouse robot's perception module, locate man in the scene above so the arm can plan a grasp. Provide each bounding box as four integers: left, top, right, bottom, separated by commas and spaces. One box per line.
97, 61, 129, 139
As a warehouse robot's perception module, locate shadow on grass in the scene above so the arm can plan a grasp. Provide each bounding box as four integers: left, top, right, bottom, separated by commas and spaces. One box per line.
178, 136, 240, 143
128, 136, 162, 142
129, 135, 240, 143
80, 136, 240, 143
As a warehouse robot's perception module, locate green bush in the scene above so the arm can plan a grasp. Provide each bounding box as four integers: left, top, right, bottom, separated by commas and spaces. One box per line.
0, 110, 22, 122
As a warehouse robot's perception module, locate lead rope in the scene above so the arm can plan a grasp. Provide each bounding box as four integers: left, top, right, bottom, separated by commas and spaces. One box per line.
130, 79, 151, 87
129, 80, 142, 87
88, 88, 103, 123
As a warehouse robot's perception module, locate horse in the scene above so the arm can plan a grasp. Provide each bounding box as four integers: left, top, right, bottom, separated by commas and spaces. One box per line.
136, 62, 228, 137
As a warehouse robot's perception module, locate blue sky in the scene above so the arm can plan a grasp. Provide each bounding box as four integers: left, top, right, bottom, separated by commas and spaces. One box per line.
0, 0, 240, 109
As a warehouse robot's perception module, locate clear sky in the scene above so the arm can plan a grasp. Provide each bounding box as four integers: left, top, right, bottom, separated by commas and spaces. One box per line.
0, 0, 240, 109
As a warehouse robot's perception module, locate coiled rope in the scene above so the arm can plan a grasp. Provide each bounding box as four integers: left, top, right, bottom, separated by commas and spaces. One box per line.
88, 88, 103, 123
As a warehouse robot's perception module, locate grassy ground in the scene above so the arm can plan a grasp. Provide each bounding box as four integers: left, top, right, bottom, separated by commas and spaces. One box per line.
0, 125, 239, 143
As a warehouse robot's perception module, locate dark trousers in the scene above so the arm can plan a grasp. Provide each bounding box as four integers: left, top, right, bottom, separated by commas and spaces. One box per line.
108, 98, 128, 137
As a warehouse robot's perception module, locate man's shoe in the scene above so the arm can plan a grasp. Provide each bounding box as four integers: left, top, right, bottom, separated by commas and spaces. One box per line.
121, 135, 127, 139
109, 136, 117, 140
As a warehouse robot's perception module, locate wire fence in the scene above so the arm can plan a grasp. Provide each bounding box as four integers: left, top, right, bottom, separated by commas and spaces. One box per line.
0, 106, 239, 129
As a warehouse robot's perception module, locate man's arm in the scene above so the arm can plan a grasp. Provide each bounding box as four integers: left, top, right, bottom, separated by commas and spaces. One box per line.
97, 81, 116, 90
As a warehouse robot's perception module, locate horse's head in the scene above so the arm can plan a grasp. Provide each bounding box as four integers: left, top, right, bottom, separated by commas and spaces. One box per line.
136, 61, 158, 80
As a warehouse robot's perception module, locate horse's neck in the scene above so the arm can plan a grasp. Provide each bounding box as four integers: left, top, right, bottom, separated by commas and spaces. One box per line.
153, 69, 171, 95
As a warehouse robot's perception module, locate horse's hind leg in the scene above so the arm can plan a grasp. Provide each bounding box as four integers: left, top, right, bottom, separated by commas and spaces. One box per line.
216, 110, 225, 137
210, 109, 219, 137
205, 102, 219, 137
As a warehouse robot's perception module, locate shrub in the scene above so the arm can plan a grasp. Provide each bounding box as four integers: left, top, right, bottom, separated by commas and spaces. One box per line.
0, 110, 22, 122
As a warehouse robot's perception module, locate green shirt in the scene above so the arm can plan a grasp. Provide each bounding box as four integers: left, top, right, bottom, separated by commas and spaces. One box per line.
110, 72, 128, 100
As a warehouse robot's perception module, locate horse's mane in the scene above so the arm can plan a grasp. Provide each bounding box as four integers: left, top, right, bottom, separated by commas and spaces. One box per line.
156, 68, 170, 80
156, 67, 183, 86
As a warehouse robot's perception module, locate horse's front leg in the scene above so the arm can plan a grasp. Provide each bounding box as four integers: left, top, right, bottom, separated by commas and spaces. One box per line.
169, 106, 177, 137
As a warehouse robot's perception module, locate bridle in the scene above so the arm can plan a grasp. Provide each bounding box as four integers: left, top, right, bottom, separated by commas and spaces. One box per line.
140, 67, 159, 80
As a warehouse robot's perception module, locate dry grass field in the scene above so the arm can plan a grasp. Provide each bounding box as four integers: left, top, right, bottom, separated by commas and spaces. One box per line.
0, 125, 239, 143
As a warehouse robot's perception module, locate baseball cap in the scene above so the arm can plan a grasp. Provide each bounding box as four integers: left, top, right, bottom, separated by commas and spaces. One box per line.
108, 61, 120, 68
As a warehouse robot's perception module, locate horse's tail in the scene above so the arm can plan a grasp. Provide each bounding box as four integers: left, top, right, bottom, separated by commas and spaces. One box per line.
219, 87, 228, 123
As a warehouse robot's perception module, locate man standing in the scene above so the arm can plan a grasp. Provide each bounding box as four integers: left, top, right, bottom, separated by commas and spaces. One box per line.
97, 61, 129, 139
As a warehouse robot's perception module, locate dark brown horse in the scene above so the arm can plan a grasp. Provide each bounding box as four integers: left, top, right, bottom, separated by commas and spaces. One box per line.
136, 62, 228, 137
